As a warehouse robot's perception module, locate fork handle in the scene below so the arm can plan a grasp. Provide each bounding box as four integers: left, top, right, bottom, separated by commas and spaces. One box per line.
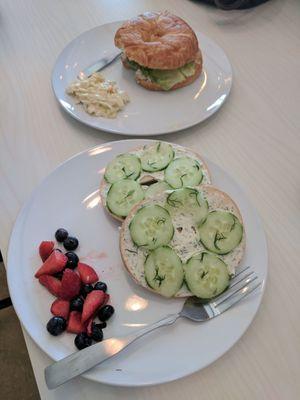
45, 313, 181, 389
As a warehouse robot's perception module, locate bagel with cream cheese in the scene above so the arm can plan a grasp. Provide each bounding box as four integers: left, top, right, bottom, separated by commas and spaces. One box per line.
120, 185, 245, 298
100, 142, 211, 222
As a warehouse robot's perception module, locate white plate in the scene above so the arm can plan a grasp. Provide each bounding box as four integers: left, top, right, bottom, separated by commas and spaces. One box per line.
7, 140, 267, 387
52, 21, 232, 136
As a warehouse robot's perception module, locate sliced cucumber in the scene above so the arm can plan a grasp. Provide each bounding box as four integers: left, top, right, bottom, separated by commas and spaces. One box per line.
141, 142, 174, 172
106, 179, 144, 217
198, 211, 243, 255
164, 157, 203, 188
129, 205, 174, 250
145, 181, 172, 199
185, 252, 229, 299
166, 188, 208, 225
144, 246, 184, 297
104, 154, 141, 183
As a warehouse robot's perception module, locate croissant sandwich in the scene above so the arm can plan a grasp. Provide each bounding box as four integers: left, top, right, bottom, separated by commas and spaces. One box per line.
114, 11, 202, 91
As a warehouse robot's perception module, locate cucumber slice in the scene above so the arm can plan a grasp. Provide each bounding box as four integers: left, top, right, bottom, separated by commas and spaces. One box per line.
106, 179, 144, 217
164, 157, 203, 188
141, 142, 174, 172
185, 252, 229, 299
198, 211, 243, 254
104, 154, 141, 183
129, 205, 174, 250
144, 246, 184, 297
166, 188, 208, 225
145, 181, 172, 199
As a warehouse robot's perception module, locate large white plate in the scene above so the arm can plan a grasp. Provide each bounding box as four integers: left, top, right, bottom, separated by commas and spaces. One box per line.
7, 140, 267, 387
52, 21, 232, 136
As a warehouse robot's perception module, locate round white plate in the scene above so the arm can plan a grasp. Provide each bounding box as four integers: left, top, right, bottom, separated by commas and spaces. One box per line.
52, 21, 232, 136
7, 140, 267, 387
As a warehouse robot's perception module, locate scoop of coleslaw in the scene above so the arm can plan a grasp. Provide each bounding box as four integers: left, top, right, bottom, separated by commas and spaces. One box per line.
66, 73, 129, 118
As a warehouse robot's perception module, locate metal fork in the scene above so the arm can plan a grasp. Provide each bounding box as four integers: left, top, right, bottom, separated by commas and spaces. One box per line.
45, 266, 261, 389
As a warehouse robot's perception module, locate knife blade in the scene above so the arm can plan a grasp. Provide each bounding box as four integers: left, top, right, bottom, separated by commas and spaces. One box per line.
78, 51, 122, 80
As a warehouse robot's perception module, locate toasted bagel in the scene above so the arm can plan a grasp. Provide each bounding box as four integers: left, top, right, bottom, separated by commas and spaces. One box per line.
100, 142, 211, 222
120, 185, 245, 298
115, 11, 199, 70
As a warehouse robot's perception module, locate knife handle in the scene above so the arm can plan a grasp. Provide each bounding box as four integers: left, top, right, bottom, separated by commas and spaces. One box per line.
45, 313, 180, 389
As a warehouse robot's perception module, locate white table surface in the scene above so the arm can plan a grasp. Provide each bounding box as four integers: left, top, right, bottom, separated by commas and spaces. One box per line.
1, 0, 300, 398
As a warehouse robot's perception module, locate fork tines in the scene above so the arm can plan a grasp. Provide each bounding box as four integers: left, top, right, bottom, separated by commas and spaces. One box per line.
209, 267, 262, 316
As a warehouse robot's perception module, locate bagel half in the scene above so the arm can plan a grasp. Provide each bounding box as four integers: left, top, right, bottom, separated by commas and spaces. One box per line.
115, 11, 203, 91
100, 142, 212, 222
119, 185, 246, 298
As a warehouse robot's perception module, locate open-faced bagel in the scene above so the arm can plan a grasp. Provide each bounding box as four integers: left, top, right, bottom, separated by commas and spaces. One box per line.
115, 11, 200, 70
100, 142, 211, 222
120, 185, 246, 298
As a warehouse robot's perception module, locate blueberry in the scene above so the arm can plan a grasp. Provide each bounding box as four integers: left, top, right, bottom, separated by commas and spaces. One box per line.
63, 236, 79, 251
65, 252, 79, 269
95, 322, 107, 329
55, 228, 68, 243
80, 284, 94, 298
94, 281, 107, 292
98, 305, 114, 322
53, 271, 64, 280
74, 332, 92, 350
70, 296, 84, 312
47, 317, 66, 336
91, 324, 103, 342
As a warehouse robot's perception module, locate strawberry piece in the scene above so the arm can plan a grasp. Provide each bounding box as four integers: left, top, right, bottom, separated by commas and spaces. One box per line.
86, 318, 93, 337
67, 311, 86, 334
77, 263, 99, 284
39, 275, 62, 297
39, 241, 55, 262
103, 293, 110, 306
59, 269, 81, 300
50, 299, 70, 320
81, 290, 105, 323
35, 250, 67, 278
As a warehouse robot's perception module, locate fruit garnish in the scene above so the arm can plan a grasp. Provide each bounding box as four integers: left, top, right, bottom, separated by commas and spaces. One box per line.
63, 236, 79, 251
47, 316, 67, 336
81, 290, 105, 323
39, 241, 55, 262
35, 250, 67, 278
50, 299, 70, 320
39, 275, 62, 297
59, 269, 81, 300
67, 311, 86, 334
77, 263, 98, 284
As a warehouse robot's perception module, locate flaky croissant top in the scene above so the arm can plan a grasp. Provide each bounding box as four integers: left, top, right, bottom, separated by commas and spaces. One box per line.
114, 11, 200, 70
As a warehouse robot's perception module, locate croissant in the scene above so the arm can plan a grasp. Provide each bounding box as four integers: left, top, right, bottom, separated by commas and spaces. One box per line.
115, 11, 202, 91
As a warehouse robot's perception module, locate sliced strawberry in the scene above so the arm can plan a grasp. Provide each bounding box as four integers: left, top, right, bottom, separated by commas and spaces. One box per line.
50, 299, 70, 320
77, 263, 99, 284
81, 290, 105, 323
67, 311, 86, 334
103, 293, 110, 306
39, 275, 62, 297
59, 269, 81, 300
35, 250, 67, 278
86, 318, 94, 337
39, 241, 55, 262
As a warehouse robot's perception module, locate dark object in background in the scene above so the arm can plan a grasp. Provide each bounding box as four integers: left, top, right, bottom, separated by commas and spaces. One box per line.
200, 0, 270, 9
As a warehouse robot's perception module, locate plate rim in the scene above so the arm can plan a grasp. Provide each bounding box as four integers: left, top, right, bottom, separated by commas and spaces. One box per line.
7, 139, 268, 387
51, 21, 233, 136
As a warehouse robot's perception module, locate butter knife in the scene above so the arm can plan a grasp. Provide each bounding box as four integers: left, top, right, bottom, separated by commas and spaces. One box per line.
44, 314, 178, 389
78, 51, 122, 80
